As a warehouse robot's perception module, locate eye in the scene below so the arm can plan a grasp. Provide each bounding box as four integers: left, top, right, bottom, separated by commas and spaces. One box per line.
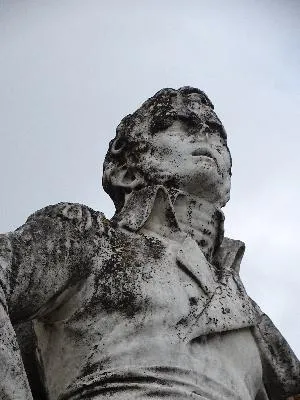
206, 120, 222, 131
206, 120, 227, 140
111, 137, 127, 154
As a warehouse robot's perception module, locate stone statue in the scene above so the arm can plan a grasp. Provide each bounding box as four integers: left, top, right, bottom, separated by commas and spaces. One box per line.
0, 87, 299, 400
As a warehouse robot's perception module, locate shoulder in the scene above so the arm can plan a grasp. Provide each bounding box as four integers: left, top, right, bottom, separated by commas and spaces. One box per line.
25, 202, 110, 234
214, 236, 245, 273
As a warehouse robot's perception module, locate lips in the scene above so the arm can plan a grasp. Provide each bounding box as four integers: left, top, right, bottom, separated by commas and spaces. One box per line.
191, 147, 219, 169
191, 147, 224, 176
191, 148, 214, 159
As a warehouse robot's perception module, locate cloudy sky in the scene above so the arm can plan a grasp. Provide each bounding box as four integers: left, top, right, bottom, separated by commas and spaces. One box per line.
0, 0, 299, 357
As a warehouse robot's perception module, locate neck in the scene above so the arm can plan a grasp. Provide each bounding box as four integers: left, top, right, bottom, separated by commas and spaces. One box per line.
169, 188, 224, 262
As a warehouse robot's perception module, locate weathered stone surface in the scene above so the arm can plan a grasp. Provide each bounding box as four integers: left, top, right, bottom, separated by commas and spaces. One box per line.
0, 87, 299, 399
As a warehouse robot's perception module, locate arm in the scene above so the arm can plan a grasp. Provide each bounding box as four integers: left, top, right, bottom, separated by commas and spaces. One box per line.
0, 203, 106, 399
252, 306, 300, 400
0, 234, 33, 399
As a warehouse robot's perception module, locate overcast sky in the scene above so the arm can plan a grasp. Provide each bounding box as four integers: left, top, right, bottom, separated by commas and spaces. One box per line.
0, 0, 299, 357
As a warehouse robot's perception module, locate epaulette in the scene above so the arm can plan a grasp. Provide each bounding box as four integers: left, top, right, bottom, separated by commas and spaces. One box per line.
26, 202, 108, 234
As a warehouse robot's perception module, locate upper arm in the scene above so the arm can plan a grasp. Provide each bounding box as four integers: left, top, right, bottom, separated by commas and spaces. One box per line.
253, 313, 300, 400
0, 202, 107, 398
1, 202, 106, 323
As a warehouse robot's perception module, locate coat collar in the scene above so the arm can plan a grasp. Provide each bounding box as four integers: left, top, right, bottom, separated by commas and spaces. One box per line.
112, 185, 245, 276
112, 185, 180, 236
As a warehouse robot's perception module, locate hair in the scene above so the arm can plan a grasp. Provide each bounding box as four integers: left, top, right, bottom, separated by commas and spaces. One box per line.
102, 86, 230, 212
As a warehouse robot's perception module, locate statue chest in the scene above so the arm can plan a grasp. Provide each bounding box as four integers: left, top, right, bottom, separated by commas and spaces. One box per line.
43, 230, 258, 341
59, 230, 259, 339
90, 232, 208, 327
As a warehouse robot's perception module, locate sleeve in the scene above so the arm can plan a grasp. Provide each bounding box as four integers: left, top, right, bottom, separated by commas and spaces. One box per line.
0, 202, 107, 399
252, 310, 300, 400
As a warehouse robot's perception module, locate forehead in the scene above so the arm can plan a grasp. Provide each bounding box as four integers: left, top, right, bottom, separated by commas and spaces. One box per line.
117, 90, 227, 141
182, 91, 208, 107
181, 93, 223, 125
149, 93, 227, 140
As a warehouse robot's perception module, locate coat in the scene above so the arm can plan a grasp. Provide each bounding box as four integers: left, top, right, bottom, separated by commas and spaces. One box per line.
0, 186, 299, 399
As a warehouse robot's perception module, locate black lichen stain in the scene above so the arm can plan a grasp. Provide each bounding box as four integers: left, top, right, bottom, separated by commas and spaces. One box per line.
189, 297, 198, 306
143, 235, 165, 261
94, 230, 159, 319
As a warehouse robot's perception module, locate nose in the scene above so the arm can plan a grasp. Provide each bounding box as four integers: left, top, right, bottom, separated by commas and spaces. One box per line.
201, 124, 210, 141
189, 131, 209, 145
195, 128, 209, 142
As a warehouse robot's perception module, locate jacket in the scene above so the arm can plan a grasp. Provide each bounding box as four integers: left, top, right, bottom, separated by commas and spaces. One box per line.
0, 186, 299, 399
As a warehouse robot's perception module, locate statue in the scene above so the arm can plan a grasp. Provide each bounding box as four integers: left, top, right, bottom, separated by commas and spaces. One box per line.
0, 87, 299, 400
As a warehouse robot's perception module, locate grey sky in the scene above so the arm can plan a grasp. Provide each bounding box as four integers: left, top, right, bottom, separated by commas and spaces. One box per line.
0, 0, 299, 357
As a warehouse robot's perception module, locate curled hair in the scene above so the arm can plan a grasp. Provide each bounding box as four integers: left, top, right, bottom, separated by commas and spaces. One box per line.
102, 86, 228, 212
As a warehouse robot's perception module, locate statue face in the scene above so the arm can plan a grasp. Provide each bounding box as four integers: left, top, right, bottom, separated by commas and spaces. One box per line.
142, 119, 232, 206
103, 88, 232, 209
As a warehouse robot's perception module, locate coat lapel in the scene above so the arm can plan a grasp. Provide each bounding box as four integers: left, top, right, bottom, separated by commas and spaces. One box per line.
177, 236, 261, 340
176, 236, 218, 297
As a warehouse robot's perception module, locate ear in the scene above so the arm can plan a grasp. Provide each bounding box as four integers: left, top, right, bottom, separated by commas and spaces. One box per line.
110, 165, 145, 192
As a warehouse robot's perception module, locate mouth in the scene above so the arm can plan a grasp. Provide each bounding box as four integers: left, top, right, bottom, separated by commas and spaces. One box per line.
191, 148, 216, 161
191, 148, 224, 177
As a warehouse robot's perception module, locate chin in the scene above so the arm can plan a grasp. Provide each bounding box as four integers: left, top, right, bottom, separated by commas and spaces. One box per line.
183, 170, 230, 206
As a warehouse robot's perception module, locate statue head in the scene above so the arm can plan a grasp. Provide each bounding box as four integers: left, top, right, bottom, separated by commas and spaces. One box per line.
103, 86, 232, 213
